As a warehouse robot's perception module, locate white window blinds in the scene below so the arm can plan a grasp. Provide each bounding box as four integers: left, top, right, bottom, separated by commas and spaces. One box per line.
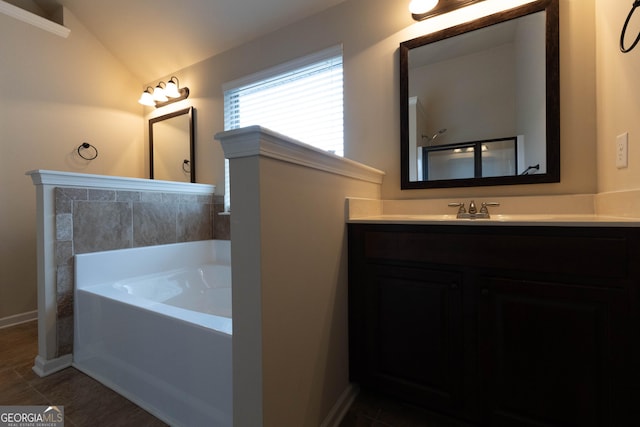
223, 45, 344, 155
222, 45, 344, 211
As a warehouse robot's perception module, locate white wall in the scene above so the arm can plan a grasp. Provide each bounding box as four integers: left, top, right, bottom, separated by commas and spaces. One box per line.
515, 10, 546, 173
0, 0, 612, 378
142, 0, 597, 204
409, 43, 517, 144
596, 0, 640, 192
0, 8, 143, 321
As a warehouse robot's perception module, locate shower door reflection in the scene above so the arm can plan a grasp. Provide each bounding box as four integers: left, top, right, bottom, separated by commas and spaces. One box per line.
424, 137, 517, 181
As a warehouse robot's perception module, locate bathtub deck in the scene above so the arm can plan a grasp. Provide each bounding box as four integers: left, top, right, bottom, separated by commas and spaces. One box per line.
0, 321, 167, 427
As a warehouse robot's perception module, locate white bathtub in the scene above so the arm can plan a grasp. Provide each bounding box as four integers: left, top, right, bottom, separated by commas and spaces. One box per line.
74, 240, 232, 427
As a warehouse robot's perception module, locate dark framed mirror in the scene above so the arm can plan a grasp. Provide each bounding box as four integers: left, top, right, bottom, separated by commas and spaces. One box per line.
149, 107, 195, 183
400, 0, 559, 189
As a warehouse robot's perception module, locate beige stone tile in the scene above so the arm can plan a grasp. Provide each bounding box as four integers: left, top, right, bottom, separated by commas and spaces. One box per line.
73, 201, 133, 253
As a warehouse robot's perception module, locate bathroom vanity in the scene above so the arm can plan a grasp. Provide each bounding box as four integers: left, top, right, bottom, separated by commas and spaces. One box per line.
348, 221, 640, 426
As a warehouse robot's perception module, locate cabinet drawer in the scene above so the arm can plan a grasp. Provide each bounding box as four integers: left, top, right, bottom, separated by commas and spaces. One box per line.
362, 227, 631, 280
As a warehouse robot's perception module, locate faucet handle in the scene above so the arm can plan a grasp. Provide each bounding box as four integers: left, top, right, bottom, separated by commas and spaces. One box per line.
480, 202, 500, 214
448, 202, 466, 214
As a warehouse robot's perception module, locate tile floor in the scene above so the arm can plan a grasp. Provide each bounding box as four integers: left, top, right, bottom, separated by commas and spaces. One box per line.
339, 389, 475, 427
2, 321, 471, 427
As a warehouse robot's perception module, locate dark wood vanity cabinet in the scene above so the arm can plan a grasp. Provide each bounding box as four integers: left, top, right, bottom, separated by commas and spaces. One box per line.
349, 263, 464, 414
348, 223, 640, 427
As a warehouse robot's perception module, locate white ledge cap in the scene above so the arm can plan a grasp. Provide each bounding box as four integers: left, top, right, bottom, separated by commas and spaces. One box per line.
215, 126, 385, 185
26, 170, 215, 194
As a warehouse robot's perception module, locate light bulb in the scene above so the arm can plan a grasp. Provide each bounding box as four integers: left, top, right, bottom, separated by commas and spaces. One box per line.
409, 0, 439, 15
138, 89, 155, 106
152, 84, 168, 102
165, 78, 181, 98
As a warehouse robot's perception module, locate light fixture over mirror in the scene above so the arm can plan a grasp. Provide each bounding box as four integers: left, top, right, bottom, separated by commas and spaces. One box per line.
410, 0, 486, 21
152, 82, 168, 102
138, 76, 190, 108
164, 76, 181, 98
409, 0, 439, 17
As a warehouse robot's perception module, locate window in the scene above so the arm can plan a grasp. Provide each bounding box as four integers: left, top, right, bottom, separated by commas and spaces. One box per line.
222, 45, 344, 211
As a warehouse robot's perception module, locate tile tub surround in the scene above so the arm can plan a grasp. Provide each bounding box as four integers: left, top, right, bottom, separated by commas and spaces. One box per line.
27, 170, 217, 377
55, 187, 215, 252
54, 187, 216, 356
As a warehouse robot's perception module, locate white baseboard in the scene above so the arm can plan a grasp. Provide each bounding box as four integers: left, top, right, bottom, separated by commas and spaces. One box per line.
32, 354, 73, 377
0, 310, 37, 329
320, 383, 360, 427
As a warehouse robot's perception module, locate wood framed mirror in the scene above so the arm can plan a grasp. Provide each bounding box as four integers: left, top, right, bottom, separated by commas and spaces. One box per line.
400, 0, 559, 189
149, 107, 195, 183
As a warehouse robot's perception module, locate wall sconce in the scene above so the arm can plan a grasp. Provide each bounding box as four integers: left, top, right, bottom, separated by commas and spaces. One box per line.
409, 0, 486, 21
138, 76, 190, 108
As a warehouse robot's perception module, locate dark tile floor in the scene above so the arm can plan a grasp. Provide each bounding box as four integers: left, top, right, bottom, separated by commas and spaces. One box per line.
2, 321, 471, 427
339, 389, 475, 427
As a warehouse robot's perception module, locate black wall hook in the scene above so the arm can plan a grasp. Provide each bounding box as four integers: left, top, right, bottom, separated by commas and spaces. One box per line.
182, 159, 191, 173
77, 142, 98, 160
620, 0, 640, 53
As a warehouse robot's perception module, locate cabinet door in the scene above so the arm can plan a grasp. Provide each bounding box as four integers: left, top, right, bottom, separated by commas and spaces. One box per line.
355, 264, 463, 414
477, 276, 627, 427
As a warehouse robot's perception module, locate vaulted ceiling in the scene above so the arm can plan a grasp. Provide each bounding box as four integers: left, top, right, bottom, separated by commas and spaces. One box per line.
24, 0, 346, 82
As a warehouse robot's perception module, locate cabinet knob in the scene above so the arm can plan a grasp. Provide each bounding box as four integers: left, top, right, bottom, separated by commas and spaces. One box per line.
481, 289, 489, 296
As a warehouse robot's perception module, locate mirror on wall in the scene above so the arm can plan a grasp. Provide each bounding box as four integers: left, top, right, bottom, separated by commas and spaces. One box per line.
400, 0, 559, 189
149, 107, 195, 183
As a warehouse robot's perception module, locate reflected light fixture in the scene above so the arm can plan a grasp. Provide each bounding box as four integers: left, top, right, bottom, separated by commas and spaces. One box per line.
138, 76, 190, 108
410, 0, 486, 21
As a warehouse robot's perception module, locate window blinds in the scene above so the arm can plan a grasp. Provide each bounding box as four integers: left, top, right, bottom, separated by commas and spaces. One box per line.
222, 45, 344, 211
223, 45, 344, 155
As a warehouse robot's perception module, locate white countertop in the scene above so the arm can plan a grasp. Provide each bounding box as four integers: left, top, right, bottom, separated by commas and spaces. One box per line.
348, 214, 640, 226
346, 195, 640, 227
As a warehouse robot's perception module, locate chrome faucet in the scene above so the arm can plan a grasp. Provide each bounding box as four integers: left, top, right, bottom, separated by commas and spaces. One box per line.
449, 200, 500, 219
480, 201, 500, 216
448, 202, 466, 216
469, 200, 477, 214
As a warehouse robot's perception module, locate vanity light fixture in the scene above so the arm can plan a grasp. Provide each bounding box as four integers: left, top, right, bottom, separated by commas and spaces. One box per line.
138, 76, 190, 108
164, 76, 181, 98
409, 0, 439, 17
152, 82, 168, 102
410, 0, 486, 21
138, 87, 155, 106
